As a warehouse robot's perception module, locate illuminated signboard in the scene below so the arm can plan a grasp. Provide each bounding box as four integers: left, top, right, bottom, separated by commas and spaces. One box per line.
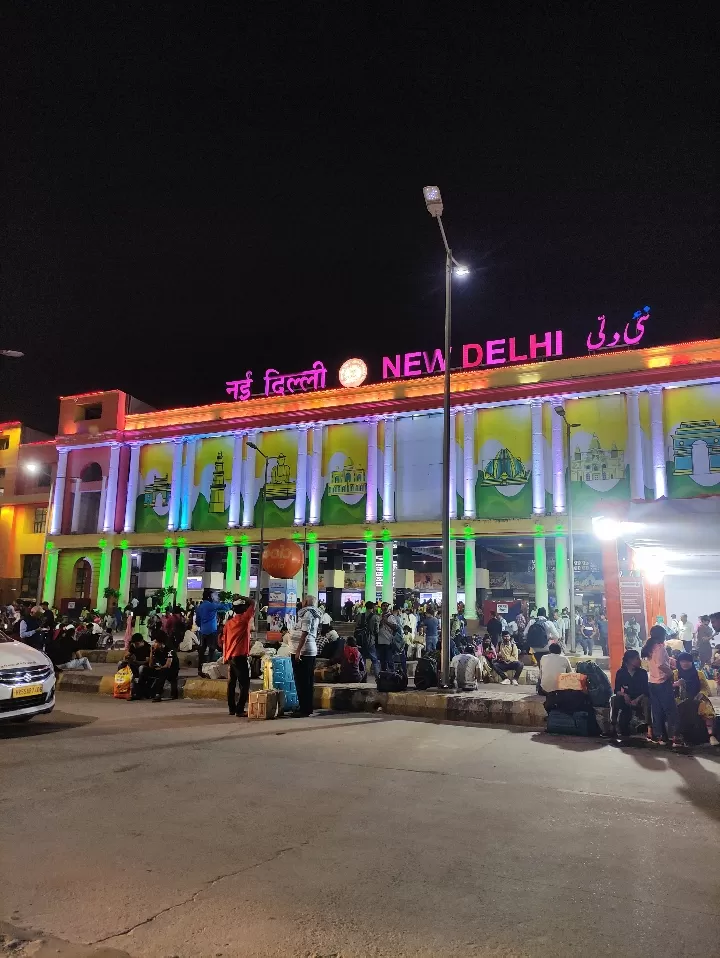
223, 308, 650, 401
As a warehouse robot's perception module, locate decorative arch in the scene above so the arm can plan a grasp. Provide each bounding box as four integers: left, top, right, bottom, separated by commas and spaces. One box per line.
73, 557, 92, 599
80, 461, 103, 482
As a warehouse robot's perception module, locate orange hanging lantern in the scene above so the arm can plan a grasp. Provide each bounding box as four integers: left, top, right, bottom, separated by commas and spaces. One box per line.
261, 538, 304, 579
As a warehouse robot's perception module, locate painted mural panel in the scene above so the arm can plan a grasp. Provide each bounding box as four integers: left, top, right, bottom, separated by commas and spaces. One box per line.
475, 406, 532, 518
664, 383, 720, 498
395, 413, 444, 521
567, 394, 629, 512
135, 442, 173, 533
192, 436, 234, 530
321, 422, 368, 524
253, 428, 299, 527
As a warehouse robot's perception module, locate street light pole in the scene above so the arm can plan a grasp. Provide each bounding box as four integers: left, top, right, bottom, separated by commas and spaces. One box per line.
246, 442, 276, 637
422, 186, 469, 686
554, 407, 581, 652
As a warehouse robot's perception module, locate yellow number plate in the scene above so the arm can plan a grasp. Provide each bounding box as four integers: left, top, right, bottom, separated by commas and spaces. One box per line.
12, 683, 43, 699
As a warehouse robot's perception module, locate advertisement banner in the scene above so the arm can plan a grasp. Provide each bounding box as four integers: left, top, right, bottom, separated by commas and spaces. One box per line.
663, 382, 720, 499
475, 406, 533, 518
253, 428, 299, 528
135, 442, 173, 532
321, 422, 369, 524
192, 436, 234, 530
566, 394, 630, 513
267, 578, 297, 634
619, 574, 647, 646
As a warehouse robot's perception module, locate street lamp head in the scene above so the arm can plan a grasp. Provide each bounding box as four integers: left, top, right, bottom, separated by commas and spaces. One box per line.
422, 185, 443, 218
246, 441, 259, 451
453, 264, 470, 278
554, 406, 566, 419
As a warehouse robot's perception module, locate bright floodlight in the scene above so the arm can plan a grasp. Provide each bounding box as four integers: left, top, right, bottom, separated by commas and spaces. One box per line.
24, 462, 39, 473
0, 349, 24, 358
423, 185, 443, 218
454, 264, 470, 277
592, 516, 624, 541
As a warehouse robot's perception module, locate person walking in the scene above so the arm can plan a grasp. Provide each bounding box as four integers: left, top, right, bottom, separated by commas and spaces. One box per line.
290, 595, 321, 716
223, 595, 256, 717
195, 588, 232, 676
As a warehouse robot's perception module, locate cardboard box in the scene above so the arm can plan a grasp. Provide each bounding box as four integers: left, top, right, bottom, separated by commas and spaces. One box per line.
557, 672, 588, 692
248, 689, 285, 720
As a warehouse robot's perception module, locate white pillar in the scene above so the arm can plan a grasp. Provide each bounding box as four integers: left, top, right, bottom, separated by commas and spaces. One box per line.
382, 417, 395, 522
96, 477, 108, 534
649, 386, 667, 499
180, 437, 197, 530
308, 425, 322, 525
167, 440, 184, 532
463, 409, 476, 518
227, 432, 244, 528
627, 388, 645, 500
124, 443, 142, 533
294, 426, 308, 525
242, 432, 257, 527
50, 448, 68, 536
531, 401, 546, 515
449, 410, 457, 518
70, 478, 82, 533
551, 401, 565, 512
366, 418, 378, 523
103, 443, 121, 533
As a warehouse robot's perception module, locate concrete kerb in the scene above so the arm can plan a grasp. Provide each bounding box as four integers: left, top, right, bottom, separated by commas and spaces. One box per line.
56, 671, 547, 728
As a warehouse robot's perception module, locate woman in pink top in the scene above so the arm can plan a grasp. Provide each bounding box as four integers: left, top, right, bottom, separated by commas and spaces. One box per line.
642, 625, 682, 746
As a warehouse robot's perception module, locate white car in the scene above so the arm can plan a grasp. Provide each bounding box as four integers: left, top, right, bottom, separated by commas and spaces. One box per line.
0, 632, 56, 722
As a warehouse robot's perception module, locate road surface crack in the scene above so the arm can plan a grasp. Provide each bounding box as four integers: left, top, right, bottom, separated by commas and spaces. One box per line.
90, 841, 309, 945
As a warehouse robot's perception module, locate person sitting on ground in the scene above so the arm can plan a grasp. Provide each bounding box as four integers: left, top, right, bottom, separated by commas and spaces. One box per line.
316, 625, 341, 659
611, 649, 650, 739
142, 633, 180, 702
493, 631, 523, 685
450, 643, 484, 691
46, 624, 93, 673
340, 635, 366, 683
673, 651, 719, 746
537, 642, 572, 695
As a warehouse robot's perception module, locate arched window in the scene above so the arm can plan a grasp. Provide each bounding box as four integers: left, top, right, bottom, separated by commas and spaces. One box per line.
73, 558, 92, 599
80, 462, 103, 482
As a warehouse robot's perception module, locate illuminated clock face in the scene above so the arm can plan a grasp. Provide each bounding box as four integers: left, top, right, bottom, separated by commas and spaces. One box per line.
338, 358, 368, 388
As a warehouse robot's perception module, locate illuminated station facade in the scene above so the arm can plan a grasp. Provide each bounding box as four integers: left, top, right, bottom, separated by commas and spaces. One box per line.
3, 326, 720, 654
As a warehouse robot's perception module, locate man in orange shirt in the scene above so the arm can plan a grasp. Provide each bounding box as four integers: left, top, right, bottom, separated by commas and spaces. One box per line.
223, 595, 256, 716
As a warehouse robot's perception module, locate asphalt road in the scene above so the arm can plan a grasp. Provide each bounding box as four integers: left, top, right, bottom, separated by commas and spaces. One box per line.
1, 694, 718, 958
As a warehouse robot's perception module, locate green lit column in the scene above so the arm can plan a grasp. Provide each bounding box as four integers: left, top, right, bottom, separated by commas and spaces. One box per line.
382, 540, 393, 605
448, 540, 457, 612
293, 550, 305, 603
364, 541, 376, 603
464, 538, 476, 619
534, 535, 549, 611
225, 544, 237, 593
42, 547, 59, 606
307, 540, 319, 598
118, 546, 131, 609
96, 546, 112, 612
162, 546, 177, 591
554, 534, 570, 615
239, 544, 251, 596
176, 547, 189, 608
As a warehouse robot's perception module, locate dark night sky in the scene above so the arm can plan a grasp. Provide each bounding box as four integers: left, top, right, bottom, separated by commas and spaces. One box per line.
2, 3, 717, 435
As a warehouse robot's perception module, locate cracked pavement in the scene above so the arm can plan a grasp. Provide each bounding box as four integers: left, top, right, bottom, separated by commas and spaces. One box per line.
1, 693, 719, 958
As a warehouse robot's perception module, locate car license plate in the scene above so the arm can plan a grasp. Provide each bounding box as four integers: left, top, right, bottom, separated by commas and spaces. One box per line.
11, 683, 43, 699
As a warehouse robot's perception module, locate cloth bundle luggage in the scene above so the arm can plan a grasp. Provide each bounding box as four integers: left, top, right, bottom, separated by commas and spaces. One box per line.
376, 670, 408, 692
575, 659, 612, 707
